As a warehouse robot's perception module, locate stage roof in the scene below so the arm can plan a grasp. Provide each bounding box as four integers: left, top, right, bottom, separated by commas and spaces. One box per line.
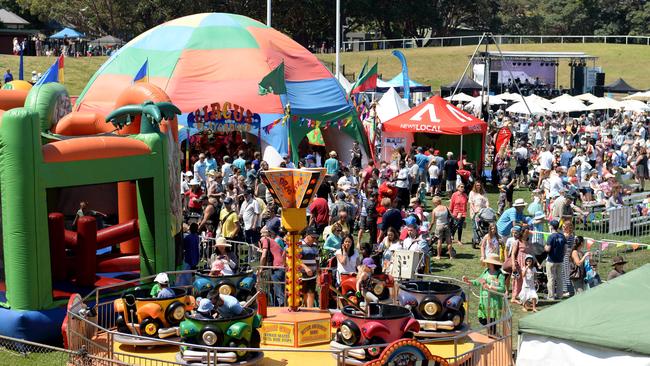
476, 51, 597, 60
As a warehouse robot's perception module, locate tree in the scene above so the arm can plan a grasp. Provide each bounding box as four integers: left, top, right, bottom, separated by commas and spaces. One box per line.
106, 100, 181, 134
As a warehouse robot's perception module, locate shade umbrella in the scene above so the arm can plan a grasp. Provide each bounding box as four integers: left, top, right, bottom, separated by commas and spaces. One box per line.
624, 91, 650, 101
89, 35, 124, 47
466, 95, 506, 108
587, 97, 622, 110
525, 95, 553, 109
495, 92, 522, 101
551, 93, 580, 104
444, 92, 473, 102
506, 100, 547, 115
620, 100, 650, 112
575, 92, 599, 103
548, 99, 588, 113
50, 27, 85, 39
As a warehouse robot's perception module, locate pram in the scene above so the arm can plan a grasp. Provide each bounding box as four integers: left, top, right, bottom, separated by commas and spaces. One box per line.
472, 207, 497, 249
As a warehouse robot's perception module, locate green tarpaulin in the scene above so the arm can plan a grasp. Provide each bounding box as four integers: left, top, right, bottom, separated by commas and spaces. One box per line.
519, 264, 650, 356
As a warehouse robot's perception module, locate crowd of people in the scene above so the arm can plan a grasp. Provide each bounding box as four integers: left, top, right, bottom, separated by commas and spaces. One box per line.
178, 104, 646, 316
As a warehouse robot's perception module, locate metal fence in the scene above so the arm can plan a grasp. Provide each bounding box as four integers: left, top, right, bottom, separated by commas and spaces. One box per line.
574, 193, 650, 241
61, 270, 514, 366
341, 34, 650, 52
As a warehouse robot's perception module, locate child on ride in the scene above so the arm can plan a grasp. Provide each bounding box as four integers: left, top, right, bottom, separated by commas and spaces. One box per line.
356, 257, 379, 304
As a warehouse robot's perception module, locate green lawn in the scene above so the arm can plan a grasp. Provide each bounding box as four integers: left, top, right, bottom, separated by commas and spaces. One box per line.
431, 187, 650, 350
317, 43, 650, 92
0, 55, 106, 95
0, 348, 70, 366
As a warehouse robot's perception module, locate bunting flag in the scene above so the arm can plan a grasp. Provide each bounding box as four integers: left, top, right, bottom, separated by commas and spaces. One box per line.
35, 55, 64, 86
306, 128, 325, 146
631, 244, 640, 251
601, 242, 609, 251
350, 62, 378, 94
133, 59, 148, 84
586, 238, 594, 251
258, 62, 287, 95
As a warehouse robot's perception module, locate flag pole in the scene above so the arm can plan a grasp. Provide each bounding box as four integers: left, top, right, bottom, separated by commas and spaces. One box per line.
335, 0, 341, 79
267, 0, 271, 26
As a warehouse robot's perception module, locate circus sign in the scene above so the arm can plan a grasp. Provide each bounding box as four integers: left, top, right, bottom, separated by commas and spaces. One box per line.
186, 101, 261, 133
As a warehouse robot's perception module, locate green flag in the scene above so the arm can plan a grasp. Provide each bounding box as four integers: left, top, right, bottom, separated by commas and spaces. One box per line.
258, 62, 286, 95
306, 128, 325, 146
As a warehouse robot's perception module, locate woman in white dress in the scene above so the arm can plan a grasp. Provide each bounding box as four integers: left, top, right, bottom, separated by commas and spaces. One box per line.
518, 254, 539, 312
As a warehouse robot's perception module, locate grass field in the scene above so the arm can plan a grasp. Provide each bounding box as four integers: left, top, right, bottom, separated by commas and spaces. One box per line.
317, 43, 650, 92
0, 43, 648, 97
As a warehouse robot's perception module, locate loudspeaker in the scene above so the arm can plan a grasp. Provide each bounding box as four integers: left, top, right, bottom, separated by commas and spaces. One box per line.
490, 72, 499, 89
595, 72, 605, 86
594, 86, 604, 97
573, 66, 585, 94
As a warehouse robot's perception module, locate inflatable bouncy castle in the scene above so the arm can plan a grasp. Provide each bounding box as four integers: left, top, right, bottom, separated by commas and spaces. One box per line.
0, 81, 182, 344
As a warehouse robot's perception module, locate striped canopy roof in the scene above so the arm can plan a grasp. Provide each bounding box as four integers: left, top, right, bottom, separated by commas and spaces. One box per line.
75, 13, 354, 123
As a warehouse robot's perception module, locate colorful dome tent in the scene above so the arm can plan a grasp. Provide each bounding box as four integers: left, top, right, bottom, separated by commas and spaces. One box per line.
75, 13, 367, 165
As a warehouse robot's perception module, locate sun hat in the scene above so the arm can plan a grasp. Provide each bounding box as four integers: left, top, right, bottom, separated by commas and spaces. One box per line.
362, 257, 377, 269
185, 171, 194, 177
482, 253, 503, 266
611, 256, 627, 266
215, 237, 232, 248
525, 254, 535, 262
306, 227, 320, 237
513, 198, 527, 207
207, 169, 216, 176
403, 215, 417, 227
533, 211, 546, 223
154, 272, 169, 285
189, 179, 201, 186
197, 298, 214, 313
223, 197, 234, 205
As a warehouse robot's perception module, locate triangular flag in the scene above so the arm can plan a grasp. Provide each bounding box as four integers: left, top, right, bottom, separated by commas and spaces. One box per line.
632, 244, 640, 251
350, 62, 378, 94
601, 242, 609, 251
258, 62, 286, 95
35, 56, 62, 86
133, 59, 148, 83
616, 243, 624, 248
586, 238, 594, 251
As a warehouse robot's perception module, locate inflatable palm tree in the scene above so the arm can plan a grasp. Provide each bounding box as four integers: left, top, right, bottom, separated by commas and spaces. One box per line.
106, 100, 181, 133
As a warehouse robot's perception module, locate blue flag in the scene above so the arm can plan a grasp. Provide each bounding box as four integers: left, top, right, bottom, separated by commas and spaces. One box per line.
18, 43, 24, 80
34, 57, 61, 86
391, 50, 410, 102
133, 60, 148, 83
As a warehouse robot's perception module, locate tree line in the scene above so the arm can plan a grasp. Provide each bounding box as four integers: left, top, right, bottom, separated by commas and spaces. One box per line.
5, 0, 650, 47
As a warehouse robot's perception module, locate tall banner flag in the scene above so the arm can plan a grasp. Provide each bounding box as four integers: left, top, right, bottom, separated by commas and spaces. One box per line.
494, 127, 512, 155
133, 59, 148, 83
35, 55, 64, 86
392, 50, 410, 102
18, 43, 24, 80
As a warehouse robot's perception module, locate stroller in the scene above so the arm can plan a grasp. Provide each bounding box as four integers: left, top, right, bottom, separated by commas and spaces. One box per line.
472, 207, 497, 249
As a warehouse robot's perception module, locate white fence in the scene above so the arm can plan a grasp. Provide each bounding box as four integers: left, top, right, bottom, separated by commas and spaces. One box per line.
342, 34, 650, 52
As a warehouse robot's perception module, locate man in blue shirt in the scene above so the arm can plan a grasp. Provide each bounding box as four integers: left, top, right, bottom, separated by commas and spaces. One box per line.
3, 69, 13, 84
544, 220, 567, 300
496, 198, 527, 237
559, 145, 574, 169
233, 150, 247, 176
414, 147, 429, 185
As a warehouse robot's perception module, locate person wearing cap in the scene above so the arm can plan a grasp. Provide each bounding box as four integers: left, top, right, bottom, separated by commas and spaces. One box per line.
462, 253, 505, 336
196, 297, 215, 318
607, 256, 627, 281
304, 154, 316, 168
299, 228, 320, 307
496, 198, 527, 237
219, 197, 241, 241
356, 256, 379, 304
544, 220, 567, 300
151, 273, 175, 299
324, 151, 340, 178
185, 179, 204, 213
194, 153, 208, 183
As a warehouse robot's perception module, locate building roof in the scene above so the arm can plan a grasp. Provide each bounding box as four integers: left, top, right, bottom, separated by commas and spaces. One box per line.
0, 9, 29, 25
